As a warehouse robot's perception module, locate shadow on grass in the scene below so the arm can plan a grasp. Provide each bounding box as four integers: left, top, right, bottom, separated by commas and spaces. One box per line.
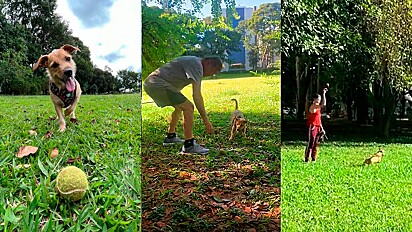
141, 111, 281, 232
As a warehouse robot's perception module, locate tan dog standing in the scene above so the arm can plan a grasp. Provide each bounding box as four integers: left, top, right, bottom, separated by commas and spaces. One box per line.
33, 44, 81, 132
229, 99, 247, 140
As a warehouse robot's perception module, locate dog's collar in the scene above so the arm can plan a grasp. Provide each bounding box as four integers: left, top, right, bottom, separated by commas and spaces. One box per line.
49, 81, 76, 108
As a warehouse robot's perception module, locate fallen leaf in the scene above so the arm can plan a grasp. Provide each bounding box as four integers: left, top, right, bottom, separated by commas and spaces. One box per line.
67, 157, 81, 164
245, 207, 252, 213
249, 229, 257, 232
49, 148, 58, 158
16, 146, 38, 158
157, 222, 167, 227
45, 131, 53, 139
179, 171, 191, 179
91, 119, 96, 124
115, 119, 120, 125
29, 130, 37, 136
205, 172, 209, 181
234, 216, 243, 223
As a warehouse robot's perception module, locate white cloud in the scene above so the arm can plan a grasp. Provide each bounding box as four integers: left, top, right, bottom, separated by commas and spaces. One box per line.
55, 0, 141, 74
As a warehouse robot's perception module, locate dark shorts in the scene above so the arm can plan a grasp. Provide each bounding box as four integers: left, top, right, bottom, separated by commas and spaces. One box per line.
144, 85, 187, 107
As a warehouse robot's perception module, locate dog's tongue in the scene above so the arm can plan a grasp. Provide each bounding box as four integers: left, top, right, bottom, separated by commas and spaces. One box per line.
66, 78, 75, 92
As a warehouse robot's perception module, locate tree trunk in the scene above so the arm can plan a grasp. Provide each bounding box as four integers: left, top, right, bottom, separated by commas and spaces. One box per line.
356, 89, 369, 125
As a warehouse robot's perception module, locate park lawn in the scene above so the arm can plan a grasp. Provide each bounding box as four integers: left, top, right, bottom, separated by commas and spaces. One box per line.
282, 139, 412, 232
141, 74, 281, 231
0, 94, 141, 231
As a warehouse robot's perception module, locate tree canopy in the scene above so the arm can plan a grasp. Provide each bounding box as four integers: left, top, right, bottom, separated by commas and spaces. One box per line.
282, 0, 412, 137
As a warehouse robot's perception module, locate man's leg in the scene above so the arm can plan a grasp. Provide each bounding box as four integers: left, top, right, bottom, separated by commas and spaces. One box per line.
311, 127, 321, 161
163, 107, 185, 146
174, 100, 209, 154
305, 125, 314, 162
173, 100, 194, 140
168, 108, 182, 133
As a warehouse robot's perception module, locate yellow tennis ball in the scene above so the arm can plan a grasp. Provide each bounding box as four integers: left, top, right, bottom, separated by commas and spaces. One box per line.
55, 166, 88, 201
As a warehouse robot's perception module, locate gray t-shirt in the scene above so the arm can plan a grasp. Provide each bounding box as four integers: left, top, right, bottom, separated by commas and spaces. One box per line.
144, 56, 203, 92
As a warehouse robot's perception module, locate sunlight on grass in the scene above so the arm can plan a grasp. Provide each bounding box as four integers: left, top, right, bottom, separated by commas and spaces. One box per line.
282, 141, 412, 231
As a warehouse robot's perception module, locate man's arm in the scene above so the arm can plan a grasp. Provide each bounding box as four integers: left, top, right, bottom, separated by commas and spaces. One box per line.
192, 80, 214, 134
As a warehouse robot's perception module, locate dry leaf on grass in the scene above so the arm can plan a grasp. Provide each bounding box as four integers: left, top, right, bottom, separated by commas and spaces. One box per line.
49, 148, 58, 158
234, 216, 243, 223
45, 131, 53, 139
67, 156, 81, 164
28, 130, 37, 136
179, 171, 191, 179
16, 146, 38, 158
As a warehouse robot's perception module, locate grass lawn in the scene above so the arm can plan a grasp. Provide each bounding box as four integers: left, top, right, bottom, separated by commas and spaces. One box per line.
282, 132, 412, 231
141, 73, 281, 231
0, 94, 141, 231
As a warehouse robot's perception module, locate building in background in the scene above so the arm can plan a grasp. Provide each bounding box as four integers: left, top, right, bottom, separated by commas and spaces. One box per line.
222, 6, 256, 71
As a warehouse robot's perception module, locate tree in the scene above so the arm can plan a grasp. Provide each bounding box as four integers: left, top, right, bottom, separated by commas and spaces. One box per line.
116, 69, 141, 93
0, 0, 96, 95
142, 5, 200, 79
238, 3, 281, 70
184, 23, 242, 63
367, 0, 412, 137
281, 0, 372, 121
143, 0, 236, 20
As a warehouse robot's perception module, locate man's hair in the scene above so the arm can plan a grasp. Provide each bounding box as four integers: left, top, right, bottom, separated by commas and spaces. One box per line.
202, 56, 223, 69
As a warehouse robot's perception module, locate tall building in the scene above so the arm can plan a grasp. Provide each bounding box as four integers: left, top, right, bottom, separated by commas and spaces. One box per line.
222, 6, 256, 71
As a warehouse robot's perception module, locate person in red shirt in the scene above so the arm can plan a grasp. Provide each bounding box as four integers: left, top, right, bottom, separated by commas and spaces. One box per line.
305, 88, 327, 162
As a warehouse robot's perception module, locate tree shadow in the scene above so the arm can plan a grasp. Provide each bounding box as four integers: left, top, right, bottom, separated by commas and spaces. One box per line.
141, 110, 281, 231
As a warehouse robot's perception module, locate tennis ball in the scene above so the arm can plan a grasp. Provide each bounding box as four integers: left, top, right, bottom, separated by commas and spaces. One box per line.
55, 166, 88, 201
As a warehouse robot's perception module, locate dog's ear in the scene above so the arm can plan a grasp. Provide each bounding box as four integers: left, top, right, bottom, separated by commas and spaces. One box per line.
61, 44, 81, 54
33, 55, 49, 71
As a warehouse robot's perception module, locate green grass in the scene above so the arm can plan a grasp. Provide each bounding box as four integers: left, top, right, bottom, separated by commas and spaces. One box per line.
0, 94, 141, 231
142, 73, 281, 231
282, 139, 412, 232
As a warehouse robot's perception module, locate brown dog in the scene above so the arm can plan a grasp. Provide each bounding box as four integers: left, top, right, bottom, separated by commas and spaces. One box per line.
364, 147, 384, 165
33, 44, 81, 132
229, 99, 247, 140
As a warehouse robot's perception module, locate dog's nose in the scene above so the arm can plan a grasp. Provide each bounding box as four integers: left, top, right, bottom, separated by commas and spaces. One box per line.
64, 70, 73, 77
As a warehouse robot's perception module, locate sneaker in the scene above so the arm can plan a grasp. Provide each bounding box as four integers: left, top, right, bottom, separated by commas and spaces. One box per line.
162, 136, 184, 146
181, 141, 210, 155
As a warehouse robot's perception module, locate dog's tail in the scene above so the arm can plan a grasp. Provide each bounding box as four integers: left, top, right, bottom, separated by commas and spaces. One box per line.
231, 98, 238, 110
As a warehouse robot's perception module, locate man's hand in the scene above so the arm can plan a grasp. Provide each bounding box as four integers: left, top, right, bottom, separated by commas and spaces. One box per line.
204, 120, 214, 134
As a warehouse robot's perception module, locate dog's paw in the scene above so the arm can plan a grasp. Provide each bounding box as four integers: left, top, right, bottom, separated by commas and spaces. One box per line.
70, 118, 78, 124
58, 126, 66, 132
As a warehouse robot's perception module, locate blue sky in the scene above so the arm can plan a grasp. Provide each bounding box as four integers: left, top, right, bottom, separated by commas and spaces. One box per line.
55, 0, 141, 74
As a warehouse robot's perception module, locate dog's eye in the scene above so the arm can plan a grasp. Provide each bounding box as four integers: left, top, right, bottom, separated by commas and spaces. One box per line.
51, 62, 59, 68
66, 57, 71, 62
